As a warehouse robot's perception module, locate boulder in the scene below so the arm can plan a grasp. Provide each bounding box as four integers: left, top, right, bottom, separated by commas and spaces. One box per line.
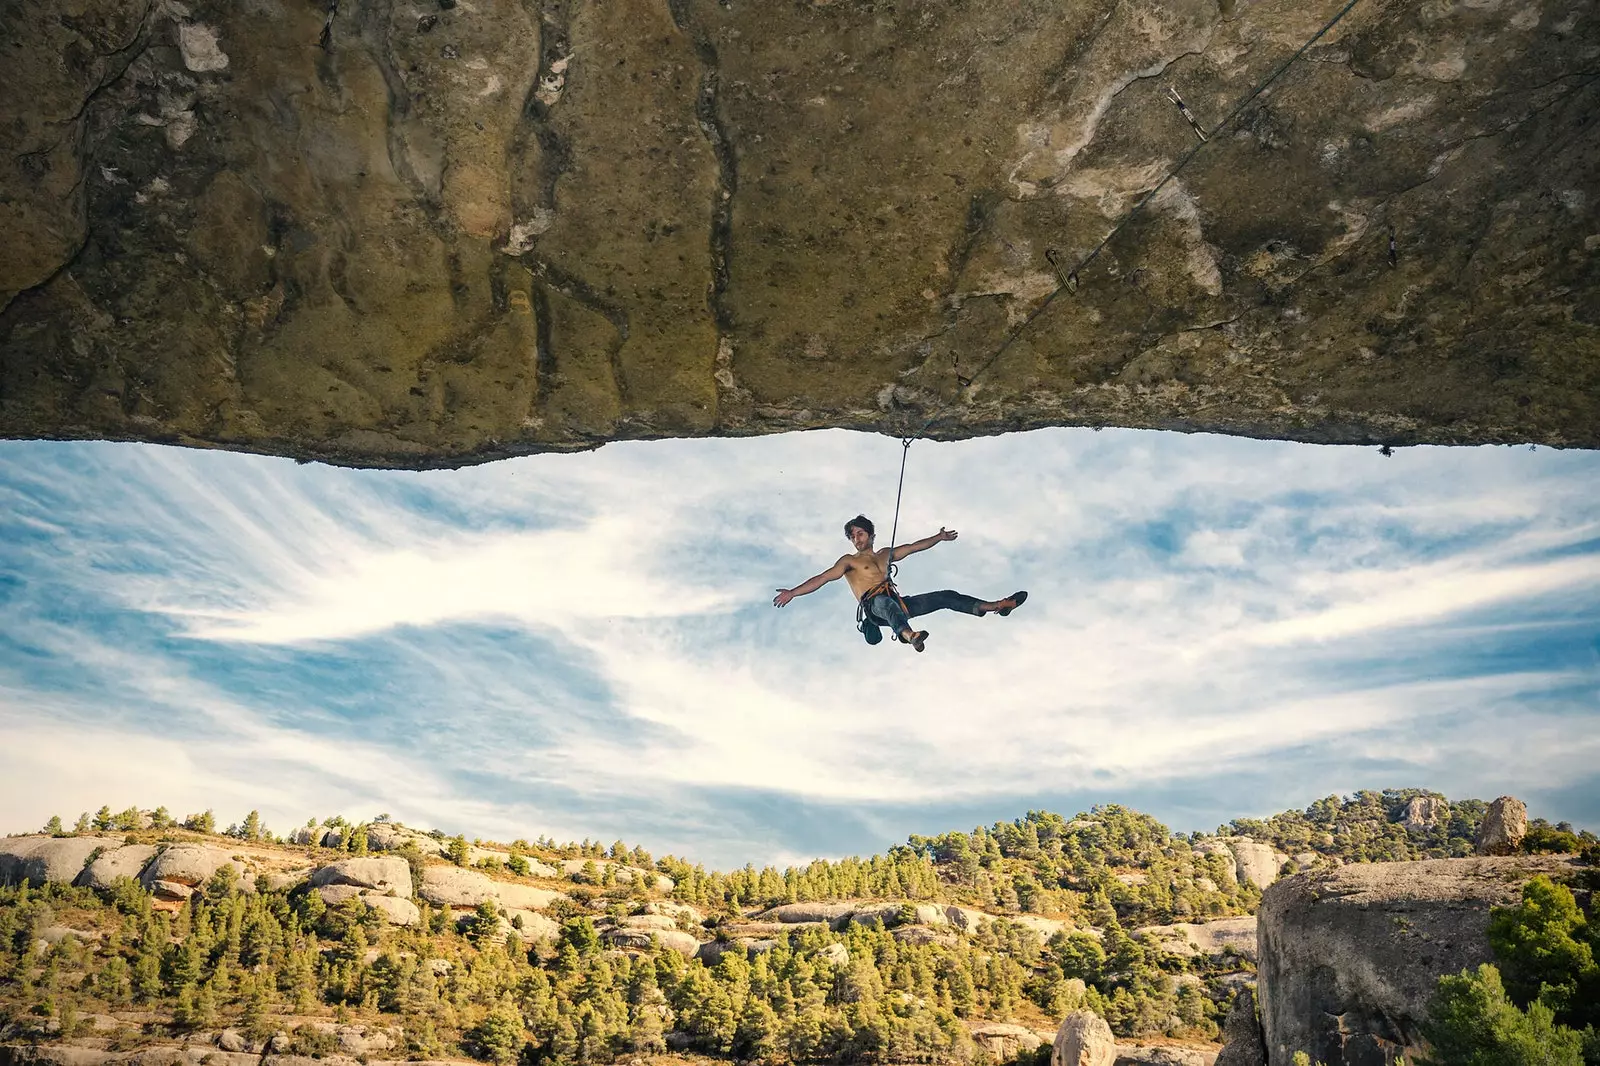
316, 884, 367, 905
599, 925, 700, 959
1113, 1047, 1213, 1066
818, 942, 850, 966
621, 913, 680, 931
38, 925, 102, 945
318, 828, 345, 850
892, 924, 958, 947
758, 901, 857, 924
216, 1030, 249, 1053
418, 865, 497, 907
1213, 987, 1266, 1066
847, 901, 948, 927
1227, 840, 1285, 890
942, 905, 992, 931
260, 868, 312, 891
1134, 917, 1256, 960
140, 844, 251, 892
642, 900, 703, 923
0, 835, 122, 887
361, 895, 421, 926
1474, 795, 1528, 856
77, 844, 159, 890
289, 825, 324, 846
149, 879, 196, 903
505, 909, 560, 942
363, 823, 448, 858
971, 1023, 1046, 1059
1256, 854, 1581, 1066
1399, 796, 1447, 833
310, 857, 412, 897
1053, 1011, 1117, 1066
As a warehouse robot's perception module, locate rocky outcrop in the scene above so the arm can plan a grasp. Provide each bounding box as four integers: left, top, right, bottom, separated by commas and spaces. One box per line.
1135, 917, 1257, 960
599, 920, 700, 959
364, 824, 448, 859
0, 836, 122, 887
971, 1023, 1047, 1059
1213, 988, 1266, 1066
418, 865, 566, 912
1195, 839, 1287, 890
3, 0, 1596, 466
1113, 1047, 1214, 1066
77, 843, 159, 890
1399, 796, 1446, 833
140, 844, 254, 901
310, 857, 413, 898
1474, 795, 1528, 855
1053, 1011, 1117, 1066
1255, 854, 1582, 1066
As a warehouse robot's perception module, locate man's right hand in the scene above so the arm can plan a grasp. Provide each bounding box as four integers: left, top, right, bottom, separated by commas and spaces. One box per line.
773, 589, 794, 608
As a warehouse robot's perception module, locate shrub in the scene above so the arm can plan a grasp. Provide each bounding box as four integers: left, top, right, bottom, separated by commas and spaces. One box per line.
1419, 963, 1584, 1066
1487, 876, 1599, 1030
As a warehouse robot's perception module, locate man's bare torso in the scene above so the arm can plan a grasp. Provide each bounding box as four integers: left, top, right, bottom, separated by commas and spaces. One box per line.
840, 548, 893, 599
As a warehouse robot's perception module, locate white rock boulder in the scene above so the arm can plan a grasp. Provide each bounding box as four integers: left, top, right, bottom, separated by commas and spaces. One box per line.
1475, 796, 1528, 856
310, 857, 412, 897
78, 844, 160, 890
1053, 1010, 1117, 1066
0, 835, 123, 887
140, 843, 253, 894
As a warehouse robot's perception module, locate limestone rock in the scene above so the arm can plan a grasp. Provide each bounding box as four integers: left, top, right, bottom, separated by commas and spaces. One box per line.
363, 824, 447, 859
289, 825, 324, 846
758, 902, 857, 924
1012, 914, 1072, 939
1113, 1047, 1212, 1066
316, 884, 366, 906
972, 1023, 1046, 1059
310, 857, 413, 898
1400, 796, 1446, 833
77, 843, 159, 890
1474, 795, 1528, 855
1256, 854, 1581, 1065
1134, 917, 1256, 960
818, 942, 850, 966
600, 924, 700, 959
1228, 841, 1286, 890
506, 909, 560, 942
1213, 986, 1266, 1066
942, 905, 993, 931
216, 1030, 248, 1054
260, 868, 312, 891
892, 924, 958, 947
418, 865, 497, 907
1053, 1011, 1116, 1066
848, 901, 948, 927
361, 895, 421, 927
0, 835, 122, 887
140, 843, 253, 893
11, 0, 1594, 463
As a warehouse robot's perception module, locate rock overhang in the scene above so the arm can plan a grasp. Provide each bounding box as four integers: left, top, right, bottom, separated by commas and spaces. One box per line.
1, 0, 1596, 469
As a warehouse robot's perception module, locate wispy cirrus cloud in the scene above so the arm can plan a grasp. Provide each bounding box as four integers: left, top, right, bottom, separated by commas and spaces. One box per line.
0, 430, 1596, 865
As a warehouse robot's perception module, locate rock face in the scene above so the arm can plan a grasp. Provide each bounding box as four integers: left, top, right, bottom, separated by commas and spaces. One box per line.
1214, 988, 1266, 1066
1474, 795, 1528, 855
3, 0, 1597, 466
77, 843, 159, 890
971, 1023, 1047, 1059
1255, 854, 1581, 1066
1135, 916, 1257, 960
0, 836, 121, 887
1195, 838, 1287, 889
1113, 1047, 1214, 1066
1400, 796, 1446, 833
310, 857, 412, 898
1053, 1011, 1117, 1066
140, 844, 253, 898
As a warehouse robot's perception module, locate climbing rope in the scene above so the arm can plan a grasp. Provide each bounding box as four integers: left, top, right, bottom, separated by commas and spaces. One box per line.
885, 437, 914, 583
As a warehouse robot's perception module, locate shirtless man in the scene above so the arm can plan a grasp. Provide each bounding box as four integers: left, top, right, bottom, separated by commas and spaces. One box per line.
772, 514, 1027, 652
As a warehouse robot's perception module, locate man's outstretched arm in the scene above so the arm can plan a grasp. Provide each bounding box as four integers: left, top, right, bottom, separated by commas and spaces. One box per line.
774, 557, 849, 607
890, 527, 958, 561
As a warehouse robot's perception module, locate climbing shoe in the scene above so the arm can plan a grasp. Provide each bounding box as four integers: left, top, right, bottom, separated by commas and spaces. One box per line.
996, 591, 1028, 616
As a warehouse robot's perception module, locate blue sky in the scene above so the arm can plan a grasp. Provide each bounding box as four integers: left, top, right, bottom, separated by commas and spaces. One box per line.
1, 429, 1597, 867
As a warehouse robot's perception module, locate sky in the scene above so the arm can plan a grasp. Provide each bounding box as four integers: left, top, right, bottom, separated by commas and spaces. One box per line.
0, 428, 1597, 868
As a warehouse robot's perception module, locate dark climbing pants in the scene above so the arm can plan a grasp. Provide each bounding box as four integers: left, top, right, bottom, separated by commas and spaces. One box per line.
860, 589, 984, 643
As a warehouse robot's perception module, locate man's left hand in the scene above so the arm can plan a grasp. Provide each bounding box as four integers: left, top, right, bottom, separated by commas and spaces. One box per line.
939, 527, 959, 542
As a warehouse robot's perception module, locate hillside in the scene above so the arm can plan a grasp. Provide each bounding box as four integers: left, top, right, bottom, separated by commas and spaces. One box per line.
1, 792, 1593, 1066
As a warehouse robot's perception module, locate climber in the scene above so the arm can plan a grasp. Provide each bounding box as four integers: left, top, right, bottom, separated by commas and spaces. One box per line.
771, 515, 1027, 652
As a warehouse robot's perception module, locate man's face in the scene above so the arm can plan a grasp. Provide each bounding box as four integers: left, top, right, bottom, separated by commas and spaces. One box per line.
847, 525, 873, 552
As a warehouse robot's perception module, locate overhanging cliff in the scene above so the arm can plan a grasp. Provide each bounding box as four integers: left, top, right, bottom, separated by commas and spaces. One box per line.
2, 0, 1597, 468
